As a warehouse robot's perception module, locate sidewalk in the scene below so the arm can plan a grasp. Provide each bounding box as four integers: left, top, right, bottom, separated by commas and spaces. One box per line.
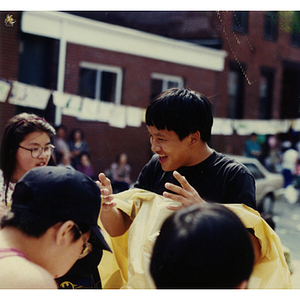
291, 259, 300, 288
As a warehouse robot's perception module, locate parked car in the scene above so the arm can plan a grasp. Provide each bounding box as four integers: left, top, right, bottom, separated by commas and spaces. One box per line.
228, 155, 284, 214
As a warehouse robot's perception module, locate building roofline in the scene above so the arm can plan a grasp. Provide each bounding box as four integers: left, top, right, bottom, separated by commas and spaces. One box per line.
21, 11, 227, 71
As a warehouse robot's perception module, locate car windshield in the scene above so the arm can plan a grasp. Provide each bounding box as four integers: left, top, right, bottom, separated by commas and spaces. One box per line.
244, 163, 265, 180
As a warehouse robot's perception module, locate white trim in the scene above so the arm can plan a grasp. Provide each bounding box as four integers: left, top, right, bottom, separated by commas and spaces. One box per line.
80, 61, 122, 74
21, 11, 227, 71
151, 72, 184, 89
151, 72, 184, 82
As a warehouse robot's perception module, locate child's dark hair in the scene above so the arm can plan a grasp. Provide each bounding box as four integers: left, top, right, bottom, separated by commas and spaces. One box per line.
0, 113, 56, 204
150, 203, 254, 288
146, 88, 213, 141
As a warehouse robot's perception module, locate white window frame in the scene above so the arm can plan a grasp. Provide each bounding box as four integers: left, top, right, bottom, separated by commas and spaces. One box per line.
151, 72, 184, 91
79, 61, 123, 104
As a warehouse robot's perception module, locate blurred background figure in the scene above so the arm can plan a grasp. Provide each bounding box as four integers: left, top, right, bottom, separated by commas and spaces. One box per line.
76, 152, 96, 180
150, 203, 254, 289
68, 128, 90, 169
264, 134, 281, 173
281, 141, 299, 188
244, 132, 262, 160
280, 141, 299, 204
57, 152, 74, 169
110, 153, 132, 193
54, 124, 70, 165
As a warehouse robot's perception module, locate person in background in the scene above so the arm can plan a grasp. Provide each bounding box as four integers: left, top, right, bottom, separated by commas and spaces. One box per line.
244, 133, 262, 160
76, 152, 96, 180
57, 152, 74, 169
281, 141, 299, 188
54, 124, 70, 165
0, 166, 111, 288
68, 128, 90, 169
110, 153, 132, 193
0, 113, 56, 206
264, 134, 281, 173
150, 203, 254, 289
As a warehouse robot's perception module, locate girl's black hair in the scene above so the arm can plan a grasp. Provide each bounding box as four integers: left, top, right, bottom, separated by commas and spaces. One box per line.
0, 113, 56, 205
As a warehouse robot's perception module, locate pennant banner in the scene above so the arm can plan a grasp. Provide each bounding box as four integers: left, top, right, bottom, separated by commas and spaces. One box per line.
9, 81, 51, 110
1, 80, 298, 134
0, 80, 11, 102
109, 105, 127, 128
78, 97, 98, 121
126, 106, 143, 127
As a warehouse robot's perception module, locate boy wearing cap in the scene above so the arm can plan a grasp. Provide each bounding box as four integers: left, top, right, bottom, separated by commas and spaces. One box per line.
0, 166, 110, 289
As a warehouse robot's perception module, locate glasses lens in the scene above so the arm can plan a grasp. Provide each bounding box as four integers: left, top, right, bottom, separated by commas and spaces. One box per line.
44, 146, 52, 156
32, 146, 54, 158
32, 147, 42, 158
79, 242, 93, 259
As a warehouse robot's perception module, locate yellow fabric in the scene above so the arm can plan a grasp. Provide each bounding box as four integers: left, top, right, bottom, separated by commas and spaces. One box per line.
98, 188, 291, 289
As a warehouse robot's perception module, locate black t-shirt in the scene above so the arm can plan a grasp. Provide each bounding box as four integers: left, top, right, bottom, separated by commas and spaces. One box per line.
55, 248, 102, 289
134, 151, 256, 210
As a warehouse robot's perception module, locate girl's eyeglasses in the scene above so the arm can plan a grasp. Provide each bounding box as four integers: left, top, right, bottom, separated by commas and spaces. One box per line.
18, 144, 55, 158
73, 223, 93, 259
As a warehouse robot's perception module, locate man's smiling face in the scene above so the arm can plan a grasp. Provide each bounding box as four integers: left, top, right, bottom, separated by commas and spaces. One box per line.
148, 126, 193, 172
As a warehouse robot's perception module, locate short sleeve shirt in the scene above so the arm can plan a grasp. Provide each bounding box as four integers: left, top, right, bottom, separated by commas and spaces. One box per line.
134, 151, 256, 210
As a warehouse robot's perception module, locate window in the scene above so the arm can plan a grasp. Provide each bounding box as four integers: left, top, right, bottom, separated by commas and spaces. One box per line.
150, 73, 184, 101
232, 11, 248, 34
291, 12, 300, 47
264, 11, 278, 41
259, 68, 274, 119
227, 64, 245, 119
79, 62, 122, 104
244, 163, 265, 180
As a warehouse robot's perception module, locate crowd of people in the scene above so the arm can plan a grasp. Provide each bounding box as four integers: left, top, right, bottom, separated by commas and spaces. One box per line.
244, 129, 300, 195
0, 88, 292, 289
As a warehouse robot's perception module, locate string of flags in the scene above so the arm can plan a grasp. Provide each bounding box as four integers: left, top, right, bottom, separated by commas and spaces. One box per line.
0, 79, 145, 129
0, 78, 298, 134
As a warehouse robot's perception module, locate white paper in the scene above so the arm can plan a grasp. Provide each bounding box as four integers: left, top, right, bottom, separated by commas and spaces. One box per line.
0, 80, 11, 102
9, 81, 51, 110
126, 106, 142, 127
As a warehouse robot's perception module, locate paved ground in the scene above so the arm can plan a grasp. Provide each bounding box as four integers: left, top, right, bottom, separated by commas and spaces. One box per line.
273, 192, 300, 289
291, 260, 300, 288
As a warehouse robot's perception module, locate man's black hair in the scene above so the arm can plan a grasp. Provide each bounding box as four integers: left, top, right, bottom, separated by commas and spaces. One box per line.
146, 88, 213, 141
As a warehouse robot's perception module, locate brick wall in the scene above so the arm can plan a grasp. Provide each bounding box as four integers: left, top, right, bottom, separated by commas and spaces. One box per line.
0, 12, 21, 145
217, 11, 300, 122
62, 42, 219, 180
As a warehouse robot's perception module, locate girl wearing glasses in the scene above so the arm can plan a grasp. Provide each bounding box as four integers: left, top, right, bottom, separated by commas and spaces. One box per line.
0, 112, 107, 289
0, 112, 56, 206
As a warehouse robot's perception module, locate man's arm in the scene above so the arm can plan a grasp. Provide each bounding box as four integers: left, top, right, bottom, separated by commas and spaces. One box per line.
100, 205, 132, 237
97, 173, 132, 237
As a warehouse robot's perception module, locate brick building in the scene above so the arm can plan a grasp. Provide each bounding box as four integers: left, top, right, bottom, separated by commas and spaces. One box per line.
1, 11, 300, 180
0, 11, 226, 180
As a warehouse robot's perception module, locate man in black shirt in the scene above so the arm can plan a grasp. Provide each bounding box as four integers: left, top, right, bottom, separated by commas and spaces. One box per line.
135, 152, 256, 209
99, 88, 256, 237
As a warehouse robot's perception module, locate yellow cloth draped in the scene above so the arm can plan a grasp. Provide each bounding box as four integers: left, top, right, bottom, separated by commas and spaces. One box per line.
98, 189, 291, 289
